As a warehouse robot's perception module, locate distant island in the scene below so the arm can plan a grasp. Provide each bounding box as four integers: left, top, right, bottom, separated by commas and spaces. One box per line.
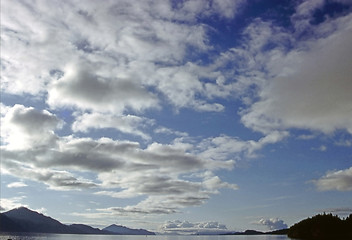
0, 207, 155, 235
288, 213, 352, 239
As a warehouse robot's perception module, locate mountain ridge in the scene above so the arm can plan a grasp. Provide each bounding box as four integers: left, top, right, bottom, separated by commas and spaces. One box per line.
0, 207, 155, 235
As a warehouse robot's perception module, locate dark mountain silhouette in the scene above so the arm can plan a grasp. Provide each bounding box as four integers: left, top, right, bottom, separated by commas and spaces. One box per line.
0, 207, 155, 235
2, 207, 80, 234
103, 224, 155, 235
0, 214, 25, 232
288, 213, 352, 239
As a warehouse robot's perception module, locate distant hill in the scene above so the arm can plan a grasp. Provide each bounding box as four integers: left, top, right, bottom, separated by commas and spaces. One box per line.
103, 224, 155, 235
267, 228, 289, 235
0, 207, 155, 235
288, 213, 352, 239
69, 224, 112, 234
236, 230, 264, 235
222, 229, 288, 235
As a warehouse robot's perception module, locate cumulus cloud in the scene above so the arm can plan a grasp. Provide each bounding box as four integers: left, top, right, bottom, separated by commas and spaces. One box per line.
313, 167, 352, 191
240, 5, 352, 135
256, 218, 288, 230
47, 62, 159, 114
1, 104, 62, 150
160, 220, 228, 234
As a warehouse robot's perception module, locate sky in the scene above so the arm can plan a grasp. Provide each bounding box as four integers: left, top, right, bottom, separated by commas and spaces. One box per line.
1, 0, 352, 234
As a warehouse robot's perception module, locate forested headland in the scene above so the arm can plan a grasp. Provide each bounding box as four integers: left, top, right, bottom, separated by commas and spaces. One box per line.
288, 213, 352, 239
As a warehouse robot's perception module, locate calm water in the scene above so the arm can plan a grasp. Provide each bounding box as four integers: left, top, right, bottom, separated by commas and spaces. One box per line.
0, 234, 293, 240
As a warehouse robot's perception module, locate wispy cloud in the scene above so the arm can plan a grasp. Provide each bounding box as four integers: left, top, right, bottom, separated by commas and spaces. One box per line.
317, 207, 352, 216
72, 112, 154, 140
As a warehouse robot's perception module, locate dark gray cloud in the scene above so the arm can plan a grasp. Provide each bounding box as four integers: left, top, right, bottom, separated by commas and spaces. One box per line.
8, 105, 61, 134
48, 62, 158, 114
1, 104, 61, 149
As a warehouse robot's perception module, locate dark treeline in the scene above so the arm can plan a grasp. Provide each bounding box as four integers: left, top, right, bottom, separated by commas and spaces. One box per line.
288, 213, 352, 239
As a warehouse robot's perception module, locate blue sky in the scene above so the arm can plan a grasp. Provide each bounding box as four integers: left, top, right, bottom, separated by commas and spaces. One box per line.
1, 0, 352, 234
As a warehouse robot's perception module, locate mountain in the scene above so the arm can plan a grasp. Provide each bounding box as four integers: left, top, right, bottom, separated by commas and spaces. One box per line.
2, 207, 80, 234
0, 214, 25, 232
0, 207, 155, 235
103, 224, 155, 235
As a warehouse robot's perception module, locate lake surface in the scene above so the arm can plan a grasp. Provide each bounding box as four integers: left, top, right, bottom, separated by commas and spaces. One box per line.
0, 234, 293, 240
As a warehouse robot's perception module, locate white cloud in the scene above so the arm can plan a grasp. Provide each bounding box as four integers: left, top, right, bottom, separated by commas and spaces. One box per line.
198, 131, 289, 161
154, 127, 189, 137
72, 112, 154, 140
291, 0, 325, 35
312, 145, 327, 152
313, 167, 352, 191
1, 0, 239, 114
160, 220, 228, 234
202, 172, 239, 191
153, 65, 226, 112
7, 182, 28, 188
256, 218, 288, 230
0, 196, 28, 212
